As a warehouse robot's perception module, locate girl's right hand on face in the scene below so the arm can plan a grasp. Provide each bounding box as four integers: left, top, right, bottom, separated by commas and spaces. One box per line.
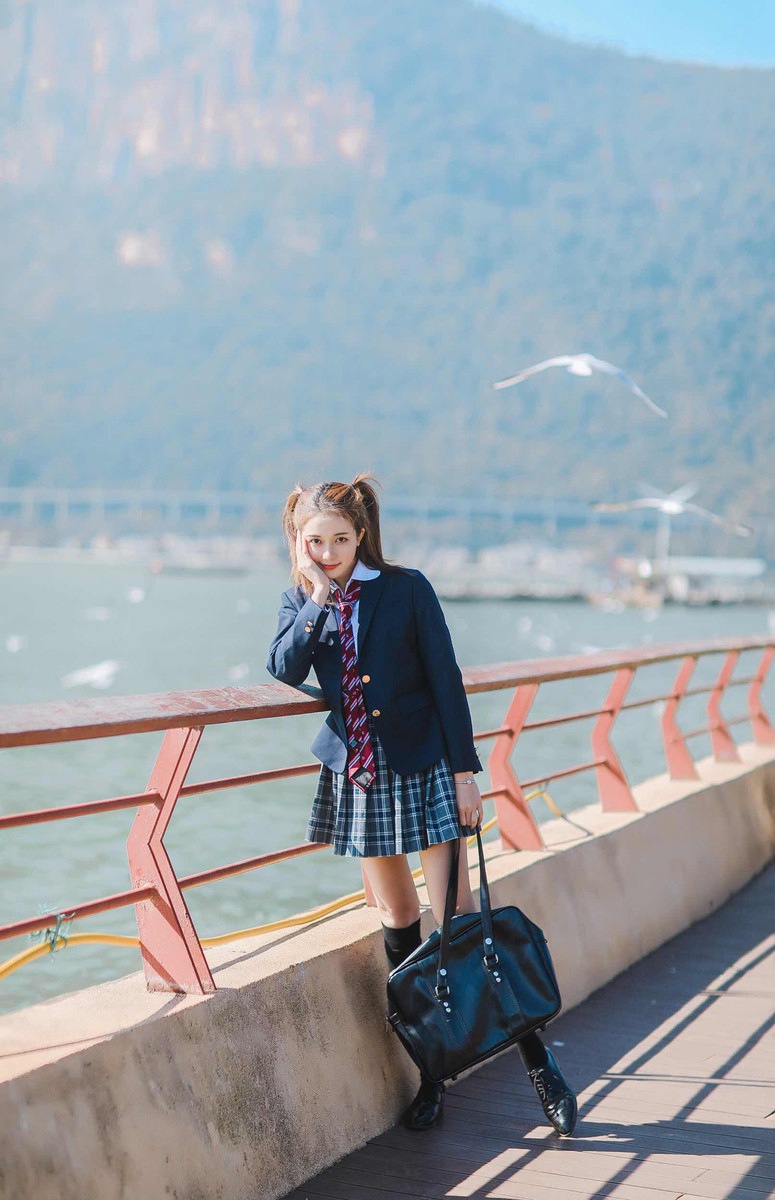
296, 530, 331, 603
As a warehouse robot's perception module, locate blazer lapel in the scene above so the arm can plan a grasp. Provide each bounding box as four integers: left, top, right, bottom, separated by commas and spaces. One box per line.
357, 573, 389, 654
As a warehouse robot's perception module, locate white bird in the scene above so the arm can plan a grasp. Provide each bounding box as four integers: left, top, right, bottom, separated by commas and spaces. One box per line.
592, 496, 752, 537
592, 483, 753, 562
493, 353, 668, 418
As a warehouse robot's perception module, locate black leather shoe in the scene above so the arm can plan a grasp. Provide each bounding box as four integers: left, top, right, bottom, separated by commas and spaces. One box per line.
529, 1047, 578, 1137
401, 1077, 445, 1130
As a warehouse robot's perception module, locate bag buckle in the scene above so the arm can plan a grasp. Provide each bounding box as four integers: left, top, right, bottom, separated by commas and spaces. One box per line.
434, 985, 453, 1015
483, 936, 499, 969
434, 967, 450, 1000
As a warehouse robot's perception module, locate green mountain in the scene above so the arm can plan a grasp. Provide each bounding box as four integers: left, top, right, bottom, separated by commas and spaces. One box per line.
1, 0, 772, 546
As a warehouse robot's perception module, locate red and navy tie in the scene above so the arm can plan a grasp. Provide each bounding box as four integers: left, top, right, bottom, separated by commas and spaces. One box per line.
334, 580, 376, 791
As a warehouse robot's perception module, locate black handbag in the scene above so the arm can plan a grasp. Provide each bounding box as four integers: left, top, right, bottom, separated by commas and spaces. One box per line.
386, 829, 562, 1083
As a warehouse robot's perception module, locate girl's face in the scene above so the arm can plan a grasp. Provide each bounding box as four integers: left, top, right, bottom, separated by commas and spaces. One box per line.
300, 511, 363, 589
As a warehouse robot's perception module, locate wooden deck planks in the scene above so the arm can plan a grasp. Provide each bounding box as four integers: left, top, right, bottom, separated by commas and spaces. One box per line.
285, 866, 774, 1200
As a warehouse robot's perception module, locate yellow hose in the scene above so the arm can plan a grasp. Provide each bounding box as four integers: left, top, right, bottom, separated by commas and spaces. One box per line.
0, 934, 138, 982
0, 790, 560, 982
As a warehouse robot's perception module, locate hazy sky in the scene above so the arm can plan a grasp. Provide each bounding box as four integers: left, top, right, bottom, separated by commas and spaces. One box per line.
479, 1, 775, 67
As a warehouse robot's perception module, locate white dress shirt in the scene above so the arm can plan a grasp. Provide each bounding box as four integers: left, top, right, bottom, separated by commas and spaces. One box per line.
330, 560, 380, 653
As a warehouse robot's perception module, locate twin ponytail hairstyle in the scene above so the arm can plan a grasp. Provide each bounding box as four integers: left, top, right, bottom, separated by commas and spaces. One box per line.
282, 473, 391, 593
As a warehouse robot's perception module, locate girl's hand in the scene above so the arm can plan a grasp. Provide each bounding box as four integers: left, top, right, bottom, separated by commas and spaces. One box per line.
454, 776, 482, 828
296, 530, 331, 606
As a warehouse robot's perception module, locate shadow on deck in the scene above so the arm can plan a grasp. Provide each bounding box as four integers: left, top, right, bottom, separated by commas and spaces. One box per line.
286, 865, 774, 1200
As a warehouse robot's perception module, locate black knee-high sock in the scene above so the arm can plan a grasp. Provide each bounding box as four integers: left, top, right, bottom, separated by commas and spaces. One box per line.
518, 1031, 548, 1073
383, 921, 440, 1096
382, 919, 422, 969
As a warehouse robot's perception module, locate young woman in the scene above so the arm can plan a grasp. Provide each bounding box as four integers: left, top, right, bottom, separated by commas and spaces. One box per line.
267, 476, 577, 1136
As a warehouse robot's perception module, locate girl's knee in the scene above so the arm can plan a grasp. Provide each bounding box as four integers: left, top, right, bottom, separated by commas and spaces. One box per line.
378, 899, 421, 928
362, 856, 420, 928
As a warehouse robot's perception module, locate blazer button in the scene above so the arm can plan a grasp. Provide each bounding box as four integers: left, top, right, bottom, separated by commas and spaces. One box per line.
362, 674, 371, 683
371, 708, 381, 717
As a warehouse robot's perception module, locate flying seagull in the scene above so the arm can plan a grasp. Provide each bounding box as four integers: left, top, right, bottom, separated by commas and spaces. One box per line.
493, 353, 668, 418
592, 483, 753, 563
591, 496, 753, 537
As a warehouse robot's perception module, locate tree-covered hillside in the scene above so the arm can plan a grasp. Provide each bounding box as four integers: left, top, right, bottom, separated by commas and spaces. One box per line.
0, 0, 772, 543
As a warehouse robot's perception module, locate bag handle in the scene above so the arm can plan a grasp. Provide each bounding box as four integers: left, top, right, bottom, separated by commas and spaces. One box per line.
435, 828, 497, 999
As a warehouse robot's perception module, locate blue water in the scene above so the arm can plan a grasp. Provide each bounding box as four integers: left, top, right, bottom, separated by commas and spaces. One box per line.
1, 561, 772, 1014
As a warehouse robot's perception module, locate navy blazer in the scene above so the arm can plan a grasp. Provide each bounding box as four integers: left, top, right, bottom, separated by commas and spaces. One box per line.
267, 567, 482, 776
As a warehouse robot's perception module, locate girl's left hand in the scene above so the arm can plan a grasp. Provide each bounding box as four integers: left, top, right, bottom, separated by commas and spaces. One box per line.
454, 777, 482, 828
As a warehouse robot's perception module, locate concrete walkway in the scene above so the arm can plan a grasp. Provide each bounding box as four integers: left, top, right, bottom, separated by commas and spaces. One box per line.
285, 865, 774, 1200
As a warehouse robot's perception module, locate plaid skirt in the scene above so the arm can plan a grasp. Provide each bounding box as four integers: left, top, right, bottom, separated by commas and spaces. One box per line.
307, 724, 466, 858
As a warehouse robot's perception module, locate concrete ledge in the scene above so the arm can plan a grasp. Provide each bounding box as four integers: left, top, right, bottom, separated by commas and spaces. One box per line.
1, 744, 773, 1200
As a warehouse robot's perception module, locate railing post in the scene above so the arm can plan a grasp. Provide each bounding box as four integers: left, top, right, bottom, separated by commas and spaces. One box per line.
708, 651, 742, 763
488, 684, 544, 851
662, 656, 700, 779
592, 668, 638, 811
748, 647, 775, 746
127, 726, 216, 994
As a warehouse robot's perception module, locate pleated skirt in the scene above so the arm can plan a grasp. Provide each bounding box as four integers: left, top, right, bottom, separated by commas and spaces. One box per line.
306, 723, 466, 858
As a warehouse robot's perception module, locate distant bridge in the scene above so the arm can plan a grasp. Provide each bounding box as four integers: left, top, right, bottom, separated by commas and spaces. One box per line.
0, 486, 601, 534
0, 487, 770, 555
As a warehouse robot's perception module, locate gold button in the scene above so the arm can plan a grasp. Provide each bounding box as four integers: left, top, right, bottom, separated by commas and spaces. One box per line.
362, 674, 371, 683
371, 708, 381, 717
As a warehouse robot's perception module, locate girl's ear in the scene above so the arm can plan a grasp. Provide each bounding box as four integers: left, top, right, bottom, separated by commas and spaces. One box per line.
357, 529, 365, 544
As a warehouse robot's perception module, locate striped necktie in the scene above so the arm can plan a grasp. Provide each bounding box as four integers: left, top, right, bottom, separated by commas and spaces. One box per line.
334, 580, 375, 791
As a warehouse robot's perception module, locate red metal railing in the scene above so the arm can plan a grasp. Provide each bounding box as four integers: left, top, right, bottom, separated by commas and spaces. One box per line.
1, 637, 773, 995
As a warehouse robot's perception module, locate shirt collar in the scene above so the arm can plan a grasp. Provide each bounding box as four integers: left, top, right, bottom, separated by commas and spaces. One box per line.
351, 560, 380, 582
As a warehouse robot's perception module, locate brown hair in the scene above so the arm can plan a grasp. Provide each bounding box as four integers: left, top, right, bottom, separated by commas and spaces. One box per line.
282, 473, 392, 593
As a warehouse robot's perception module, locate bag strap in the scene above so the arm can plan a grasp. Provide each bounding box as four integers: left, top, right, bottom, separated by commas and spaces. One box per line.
474, 829, 498, 965
435, 828, 497, 999
435, 838, 458, 996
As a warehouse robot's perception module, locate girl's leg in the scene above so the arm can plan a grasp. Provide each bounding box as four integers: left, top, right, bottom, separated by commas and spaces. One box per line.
519, 1033, 548, 1072
362, 851, 423, 972
361, 853, 420, 929
419, 837, 476, 923
421, 839, 578, 1137
362, 852, 441, 1131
